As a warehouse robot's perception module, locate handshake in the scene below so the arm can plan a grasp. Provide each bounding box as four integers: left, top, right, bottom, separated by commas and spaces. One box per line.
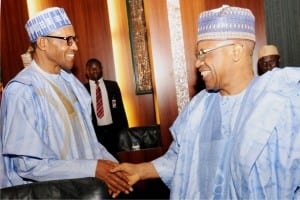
96, 160, 156, 198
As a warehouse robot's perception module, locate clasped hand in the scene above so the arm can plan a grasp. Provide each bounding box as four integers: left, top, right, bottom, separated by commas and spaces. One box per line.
96, 160, 139, 198
110, 162, 140, 198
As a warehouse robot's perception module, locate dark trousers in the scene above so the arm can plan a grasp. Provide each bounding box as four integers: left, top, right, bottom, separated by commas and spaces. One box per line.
95, 124, 119, 160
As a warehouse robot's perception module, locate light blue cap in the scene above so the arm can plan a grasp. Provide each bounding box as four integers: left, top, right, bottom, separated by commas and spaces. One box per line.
25, 7, 72, 42
198, 5, 255, 42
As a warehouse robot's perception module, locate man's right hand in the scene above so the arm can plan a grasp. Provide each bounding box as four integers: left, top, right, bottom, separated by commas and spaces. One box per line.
95, 160, 133, 197
110, 162, 141, 185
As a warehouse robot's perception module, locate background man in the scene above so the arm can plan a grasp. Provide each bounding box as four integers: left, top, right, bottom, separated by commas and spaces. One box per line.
257, 44, 281, 75
85, 58, 128, 160
0, 7, 132, 197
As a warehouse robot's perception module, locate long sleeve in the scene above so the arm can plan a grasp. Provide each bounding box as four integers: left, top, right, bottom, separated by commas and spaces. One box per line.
11, 156, 97, 182
1, 66, 116, 188
151, 141, 178, 188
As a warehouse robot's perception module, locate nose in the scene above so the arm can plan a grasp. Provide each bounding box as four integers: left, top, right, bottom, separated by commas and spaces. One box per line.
195, 59, 200, 68
195, 59, 205, 69
71, 41, 78, 51
91, 69, 98, 73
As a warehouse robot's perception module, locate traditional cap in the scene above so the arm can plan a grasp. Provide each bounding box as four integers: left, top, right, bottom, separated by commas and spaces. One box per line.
25, 7, 72, 42
197, 5, 255, 42
258, 45, 279, 59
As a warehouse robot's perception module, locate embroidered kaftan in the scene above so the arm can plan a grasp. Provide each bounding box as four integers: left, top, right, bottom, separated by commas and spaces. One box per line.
0, 61, 115, 188
153, 67, 300, 199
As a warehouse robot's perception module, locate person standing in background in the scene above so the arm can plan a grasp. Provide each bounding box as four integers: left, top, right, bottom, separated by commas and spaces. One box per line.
85, 58, 128, 160
257, 44, 281, 75
0, 7, 132, 197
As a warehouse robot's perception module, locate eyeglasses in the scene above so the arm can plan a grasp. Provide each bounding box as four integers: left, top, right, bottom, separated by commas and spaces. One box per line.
44, 35, 78, 46
196, 43, 234, 61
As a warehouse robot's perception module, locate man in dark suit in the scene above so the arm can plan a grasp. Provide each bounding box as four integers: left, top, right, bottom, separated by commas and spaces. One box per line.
84, 58, 128, 159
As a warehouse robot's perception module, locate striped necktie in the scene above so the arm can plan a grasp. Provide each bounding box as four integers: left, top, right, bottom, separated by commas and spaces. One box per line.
95, 81, 104, 118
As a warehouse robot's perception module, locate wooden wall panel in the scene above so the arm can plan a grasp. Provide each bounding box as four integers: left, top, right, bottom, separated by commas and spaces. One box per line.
144, 0, 178, 151
1, 0, 30, 85
106, 0, 156, 127
180, 0, 206, 97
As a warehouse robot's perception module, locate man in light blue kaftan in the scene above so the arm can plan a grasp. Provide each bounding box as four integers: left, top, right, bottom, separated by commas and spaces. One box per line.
152, 67, 300, 199
0, 61, 115, 187
112, 5, 300, 199
0, 7, 132, 196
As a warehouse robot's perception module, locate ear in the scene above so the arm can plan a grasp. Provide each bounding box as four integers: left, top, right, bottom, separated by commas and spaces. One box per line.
232, 44, 243, 62
36, 37, 47, 50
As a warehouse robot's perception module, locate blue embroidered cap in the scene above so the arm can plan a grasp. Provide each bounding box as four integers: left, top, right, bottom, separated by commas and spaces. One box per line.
197, 5, 255, 42
25, 7, 72, 42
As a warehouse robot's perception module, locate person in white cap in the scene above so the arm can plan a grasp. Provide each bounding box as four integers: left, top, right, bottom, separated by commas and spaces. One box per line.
257, 44, 281, 75
111, 5, 300, 199
0, 7, 133, 197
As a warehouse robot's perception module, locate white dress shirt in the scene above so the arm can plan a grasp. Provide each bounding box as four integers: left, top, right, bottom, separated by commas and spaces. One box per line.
89, 78, 113, 126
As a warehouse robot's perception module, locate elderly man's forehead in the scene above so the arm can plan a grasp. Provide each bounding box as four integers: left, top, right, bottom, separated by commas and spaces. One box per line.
197, 40, 234, 48
197, 40, 217, 47
49, 25, 75, 34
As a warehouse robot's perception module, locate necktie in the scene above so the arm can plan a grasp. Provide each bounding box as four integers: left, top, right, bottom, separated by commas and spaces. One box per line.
95, 81, 104, 118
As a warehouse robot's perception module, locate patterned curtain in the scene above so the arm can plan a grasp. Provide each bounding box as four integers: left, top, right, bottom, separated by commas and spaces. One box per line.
264, 0, 300, 67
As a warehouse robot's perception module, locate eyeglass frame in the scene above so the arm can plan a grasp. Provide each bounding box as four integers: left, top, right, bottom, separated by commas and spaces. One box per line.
44, 35, 78, 46
196, 43, 235, 61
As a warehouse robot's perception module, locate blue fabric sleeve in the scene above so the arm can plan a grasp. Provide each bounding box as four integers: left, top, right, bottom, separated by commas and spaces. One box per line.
1, 67, 117, 187
151, 141, 178, 188
12, 156, 97, 182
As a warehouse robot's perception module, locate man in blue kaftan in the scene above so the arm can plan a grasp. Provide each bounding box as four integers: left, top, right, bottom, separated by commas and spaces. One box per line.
152, 67, 300, 199
112, 5, 300, 199
1, 61, 114, 186
0, 7, 132, 196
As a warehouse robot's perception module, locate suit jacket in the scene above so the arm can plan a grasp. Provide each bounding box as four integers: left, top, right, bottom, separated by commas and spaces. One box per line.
84, 80, 128, 131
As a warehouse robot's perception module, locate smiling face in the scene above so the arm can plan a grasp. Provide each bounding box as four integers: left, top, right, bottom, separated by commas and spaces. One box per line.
195, 39, 255, 96
46, 26, 78, 71
35, 25, 78, 74
257, 55, 280, 75
86, 61, 103, 82
195, 40, 234, 93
